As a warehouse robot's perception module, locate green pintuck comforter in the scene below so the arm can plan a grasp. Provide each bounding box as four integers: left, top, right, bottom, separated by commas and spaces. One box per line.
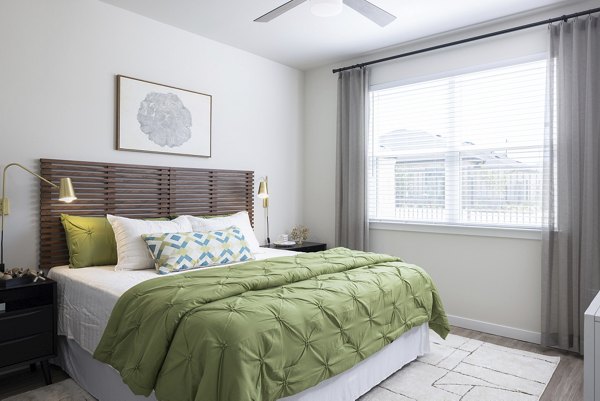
94, 248, 449, 401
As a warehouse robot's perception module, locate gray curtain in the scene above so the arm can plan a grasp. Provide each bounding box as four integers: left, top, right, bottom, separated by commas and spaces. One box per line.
335, 67, 369, 250
542, 15, 600, 353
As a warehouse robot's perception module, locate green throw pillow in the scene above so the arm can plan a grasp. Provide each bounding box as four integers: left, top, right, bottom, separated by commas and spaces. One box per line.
142, 226, 254, 275
61, 214, 118, 268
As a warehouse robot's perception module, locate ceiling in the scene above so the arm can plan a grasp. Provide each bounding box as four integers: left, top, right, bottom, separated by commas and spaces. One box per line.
99, 0, 585, 70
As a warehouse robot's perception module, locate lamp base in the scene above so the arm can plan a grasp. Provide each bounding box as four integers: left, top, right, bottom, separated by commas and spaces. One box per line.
0, 262, 4, 273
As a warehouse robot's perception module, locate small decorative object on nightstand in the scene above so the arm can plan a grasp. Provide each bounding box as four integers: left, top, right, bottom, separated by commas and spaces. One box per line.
263, 241, 326, 253
1, 267, 47, 288
289, 225, 309, 245
0, 278, 57, 384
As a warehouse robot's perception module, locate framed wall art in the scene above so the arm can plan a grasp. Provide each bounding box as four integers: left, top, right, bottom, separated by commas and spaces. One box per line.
117, 75, 212, 157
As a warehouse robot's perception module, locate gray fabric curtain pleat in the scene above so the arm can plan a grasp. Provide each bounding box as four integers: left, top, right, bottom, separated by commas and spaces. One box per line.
335, 68, 369, 251
542, 15, 600, 353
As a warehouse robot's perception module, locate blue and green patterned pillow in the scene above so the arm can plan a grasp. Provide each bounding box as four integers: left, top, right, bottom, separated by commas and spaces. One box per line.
141, 226, 254, 274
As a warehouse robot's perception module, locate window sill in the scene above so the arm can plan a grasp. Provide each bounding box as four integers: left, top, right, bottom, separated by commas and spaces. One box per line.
369, 220, 542, 240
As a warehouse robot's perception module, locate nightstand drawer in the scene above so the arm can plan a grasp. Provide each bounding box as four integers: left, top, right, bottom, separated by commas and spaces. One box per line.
0, 305, 53, 343
0, 331, 53, 368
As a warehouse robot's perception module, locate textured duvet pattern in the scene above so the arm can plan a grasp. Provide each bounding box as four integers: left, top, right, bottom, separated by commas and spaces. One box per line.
94, 248, 449, 401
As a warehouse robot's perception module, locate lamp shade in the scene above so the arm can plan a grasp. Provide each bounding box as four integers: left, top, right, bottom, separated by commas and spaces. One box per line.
257, 180, 269, 199
309, 0, 343, 17
58, 177, 77, 203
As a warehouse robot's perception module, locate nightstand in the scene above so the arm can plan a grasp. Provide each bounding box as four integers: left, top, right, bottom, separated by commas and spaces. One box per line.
0, 278, 57, 384
263, 242, 327, 253
585, 290, 600, 401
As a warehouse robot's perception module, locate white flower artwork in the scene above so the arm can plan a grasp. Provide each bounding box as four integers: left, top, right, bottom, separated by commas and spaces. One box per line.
117, 75, 212, 157
137, 92, 192, 148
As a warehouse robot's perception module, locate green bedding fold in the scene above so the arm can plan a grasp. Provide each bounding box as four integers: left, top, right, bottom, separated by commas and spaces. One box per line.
94, 248, 449, 401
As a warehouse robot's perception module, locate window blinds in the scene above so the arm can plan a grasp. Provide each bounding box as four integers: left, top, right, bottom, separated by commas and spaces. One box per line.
368, 59, 547, 228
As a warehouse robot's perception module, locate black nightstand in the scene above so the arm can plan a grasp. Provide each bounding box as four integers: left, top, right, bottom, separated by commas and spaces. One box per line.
0, 278, 57, 384
263, 241, 327, 253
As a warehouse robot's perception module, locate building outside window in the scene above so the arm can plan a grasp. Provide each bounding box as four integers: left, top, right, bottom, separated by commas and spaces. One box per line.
368, 59, 547, 228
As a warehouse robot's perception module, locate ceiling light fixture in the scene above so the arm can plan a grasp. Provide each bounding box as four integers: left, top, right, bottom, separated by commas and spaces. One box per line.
254, 0, 396, 27
309, 0, 343, 17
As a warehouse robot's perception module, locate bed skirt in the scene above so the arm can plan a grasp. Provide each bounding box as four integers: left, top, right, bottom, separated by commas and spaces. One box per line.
55, 323, 430, 401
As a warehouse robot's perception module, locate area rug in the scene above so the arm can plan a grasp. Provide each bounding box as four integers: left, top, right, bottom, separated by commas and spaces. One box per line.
2, 379, 95, 401
360, 331, 560, 401
3, 333, 559, 401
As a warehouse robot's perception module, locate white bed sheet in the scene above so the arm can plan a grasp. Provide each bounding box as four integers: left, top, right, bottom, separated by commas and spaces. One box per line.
48, 247, 297, 354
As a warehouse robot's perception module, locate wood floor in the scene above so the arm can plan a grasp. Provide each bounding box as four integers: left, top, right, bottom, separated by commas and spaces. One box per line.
0, 364, 69, 400
0, 326, 584, 400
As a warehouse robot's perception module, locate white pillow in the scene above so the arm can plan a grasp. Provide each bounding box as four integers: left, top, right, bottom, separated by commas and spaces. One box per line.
107, 215, 192, 271
184, 211, 261, 253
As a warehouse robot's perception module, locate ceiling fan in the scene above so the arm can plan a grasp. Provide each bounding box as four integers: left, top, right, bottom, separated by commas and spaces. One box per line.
254, 0, 396, 27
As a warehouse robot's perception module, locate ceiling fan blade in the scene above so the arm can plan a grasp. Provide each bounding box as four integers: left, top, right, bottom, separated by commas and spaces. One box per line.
343, 0, 396, 27
254, 0, 308, 22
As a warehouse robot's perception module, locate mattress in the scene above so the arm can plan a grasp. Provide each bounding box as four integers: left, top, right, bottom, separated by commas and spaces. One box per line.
48, 247, 297, 353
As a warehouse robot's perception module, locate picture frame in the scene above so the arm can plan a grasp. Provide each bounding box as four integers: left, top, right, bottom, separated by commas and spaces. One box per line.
116, 75, 212, 157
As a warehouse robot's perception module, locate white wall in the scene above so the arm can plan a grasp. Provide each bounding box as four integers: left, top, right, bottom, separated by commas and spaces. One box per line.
0, 0, 304, 268
303, 1, 597, 340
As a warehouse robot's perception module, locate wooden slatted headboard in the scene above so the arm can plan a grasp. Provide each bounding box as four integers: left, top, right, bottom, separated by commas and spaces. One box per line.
39, 159, 254, 270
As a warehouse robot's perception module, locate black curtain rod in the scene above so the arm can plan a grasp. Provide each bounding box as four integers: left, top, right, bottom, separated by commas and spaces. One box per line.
332, 6, 600, 74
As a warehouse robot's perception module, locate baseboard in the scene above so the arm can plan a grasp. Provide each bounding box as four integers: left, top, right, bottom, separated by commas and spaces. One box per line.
448, 314, 541, 344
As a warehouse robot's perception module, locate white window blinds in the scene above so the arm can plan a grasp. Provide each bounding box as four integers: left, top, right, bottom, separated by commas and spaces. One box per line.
368, 59, 547, 228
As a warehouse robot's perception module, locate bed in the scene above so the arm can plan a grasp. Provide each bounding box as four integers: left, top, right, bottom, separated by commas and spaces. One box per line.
40, 159, 448, 401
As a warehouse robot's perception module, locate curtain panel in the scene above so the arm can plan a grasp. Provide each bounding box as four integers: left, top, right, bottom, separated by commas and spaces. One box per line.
335, 68, 370, 251
542, 15, 600, 353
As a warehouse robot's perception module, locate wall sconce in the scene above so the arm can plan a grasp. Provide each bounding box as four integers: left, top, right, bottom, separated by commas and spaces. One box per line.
1, 163, 77, 272
257, 176, 270, 246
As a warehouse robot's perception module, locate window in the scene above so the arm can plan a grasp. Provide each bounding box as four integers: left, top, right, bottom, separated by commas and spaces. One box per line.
368, 59, 547, 228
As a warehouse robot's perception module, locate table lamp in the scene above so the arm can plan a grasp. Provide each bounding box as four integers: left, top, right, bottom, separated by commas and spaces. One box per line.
1, 163, 77, 272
